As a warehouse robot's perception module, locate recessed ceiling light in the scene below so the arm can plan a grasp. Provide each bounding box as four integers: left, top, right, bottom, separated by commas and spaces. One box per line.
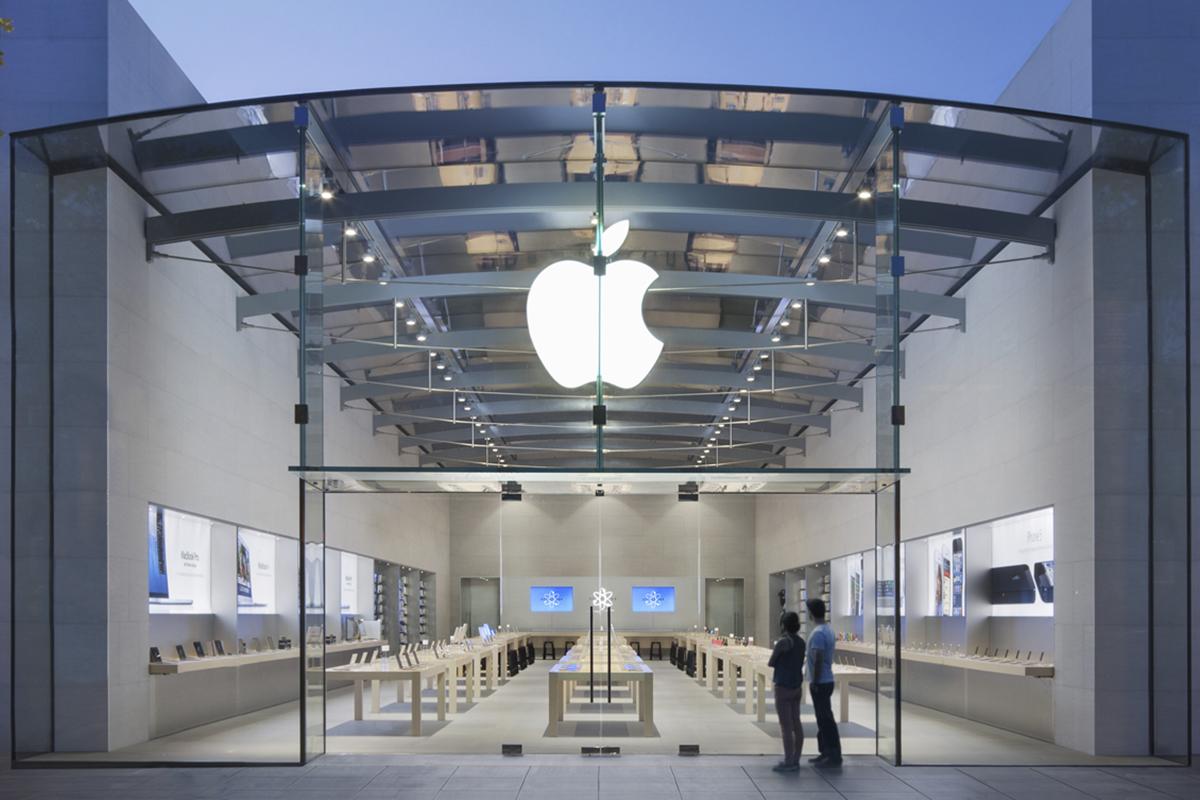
395, 300, 406, 309
760, 353, 769, 360
791, 300, 802, 309
458, 396, 466, 402
320, 188, 334, 200
747, 375, 756, 382
728, 404, 737, 411
857, 189, 872, 200
378, 279, 387, 285
735, 396, 743, 402
406, 318, 417, 326
806, 280, 816, 287
752, 363, 762, 372
780, 319, 790, 327
416, 333, 427, 342
722, 415, 730, 421
344, 227, 357, 237
835, 228, 848, 238
362, 253, 376, 263
436, 363, 446, 370
771, 335, 781, 343
818, 254, 831, 264
443, 374, 452, 381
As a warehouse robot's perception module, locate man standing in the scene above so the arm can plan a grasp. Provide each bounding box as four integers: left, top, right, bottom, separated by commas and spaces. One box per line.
805, 599, 842, 766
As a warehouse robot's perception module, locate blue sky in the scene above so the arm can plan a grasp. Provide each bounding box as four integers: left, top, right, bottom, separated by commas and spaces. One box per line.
129, 0, 1071, 105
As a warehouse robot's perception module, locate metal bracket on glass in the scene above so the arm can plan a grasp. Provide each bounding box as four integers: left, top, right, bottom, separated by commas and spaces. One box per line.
294, 403, 309, 425
592, 404, 607, 427
294, 254, 309, 276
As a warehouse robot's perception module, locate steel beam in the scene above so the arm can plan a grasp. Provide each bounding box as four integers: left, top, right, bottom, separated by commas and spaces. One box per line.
149, 182, 1054, 251
397, 422, 791, 446
133, 106, 1066, 174
240, 267, 965, 326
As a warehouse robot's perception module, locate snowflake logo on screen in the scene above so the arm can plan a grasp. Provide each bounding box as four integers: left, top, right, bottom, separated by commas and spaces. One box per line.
591, 587, 614, 610
642, 590, 665, 610
541, 590, 562, 609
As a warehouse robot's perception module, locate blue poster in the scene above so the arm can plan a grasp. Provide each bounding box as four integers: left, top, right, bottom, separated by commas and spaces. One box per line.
632, 586, 675, 613
530, 585, 574, 612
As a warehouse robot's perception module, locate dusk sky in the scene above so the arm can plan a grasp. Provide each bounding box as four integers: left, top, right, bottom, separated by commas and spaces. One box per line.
128, 0, 1071, 105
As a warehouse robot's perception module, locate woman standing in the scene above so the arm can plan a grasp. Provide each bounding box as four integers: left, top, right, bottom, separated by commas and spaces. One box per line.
767, 611, 807, 772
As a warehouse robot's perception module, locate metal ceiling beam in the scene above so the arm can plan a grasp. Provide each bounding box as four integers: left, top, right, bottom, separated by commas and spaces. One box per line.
133, 106, 1066, 173
415, 442, 789, 467
342, 363, 862, 404
373, 397, 831, 431
148, 182, 1054, 252
397, 422, 792, 446
240, 267, 964, 326
417, 451, 788, 468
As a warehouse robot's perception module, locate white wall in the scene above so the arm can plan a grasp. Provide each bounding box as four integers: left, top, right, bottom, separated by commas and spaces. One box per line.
103, 174, 449, 751
449, 494, 755, 636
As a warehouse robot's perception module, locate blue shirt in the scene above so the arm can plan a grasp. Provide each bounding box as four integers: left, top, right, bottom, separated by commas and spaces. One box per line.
807, 623, 835, 684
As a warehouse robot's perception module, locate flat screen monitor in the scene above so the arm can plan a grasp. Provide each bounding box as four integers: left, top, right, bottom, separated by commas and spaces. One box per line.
631, 586, 676, 613
530, 586, 574, 612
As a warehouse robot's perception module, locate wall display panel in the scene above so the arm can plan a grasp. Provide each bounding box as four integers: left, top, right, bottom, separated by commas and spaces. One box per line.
632, 585, 676, 613
988, 507, 1053, 617
305, 546, 324, 610
878, 544, 905, 617
926, 530, 965, 617
530, 585, 575, 612
341, 551, 359, 615
236, 528, 277, 615
148, 505, 213, 615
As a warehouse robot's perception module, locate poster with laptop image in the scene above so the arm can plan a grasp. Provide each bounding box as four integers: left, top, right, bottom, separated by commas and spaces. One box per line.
236, 528, 277, 614
988, 507, 1054, 616
147, 504, 212, 614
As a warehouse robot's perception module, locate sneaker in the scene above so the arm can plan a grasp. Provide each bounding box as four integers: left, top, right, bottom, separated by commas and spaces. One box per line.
772, 763, 800, 773
807, 755, 827, 765
820, 756, 843, 768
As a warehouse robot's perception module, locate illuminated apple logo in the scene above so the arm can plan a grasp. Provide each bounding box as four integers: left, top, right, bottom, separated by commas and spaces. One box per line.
526, 220, 663, 389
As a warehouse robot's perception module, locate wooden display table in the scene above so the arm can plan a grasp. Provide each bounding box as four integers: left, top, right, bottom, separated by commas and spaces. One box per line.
326, 656, 448, 735
149, 638, 385, 675
546, 637, 655, 737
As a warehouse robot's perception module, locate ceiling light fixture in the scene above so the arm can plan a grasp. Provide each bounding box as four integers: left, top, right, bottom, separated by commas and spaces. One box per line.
806, 280, 816, 287
818, 254, 831, 264
320, 188, 334, 201
760, 353, 769, 360
752, 363, 762, 372
791, 300, 802, 309
771, 334, 781, 343
747, 375, 756, 382
395, 300, 406, 309
344, 226, 357, 237
857, 188, 872, 200
436, 363, 446, 370
362, 253, 376, 264
722, 415, 730, 421
406, 318, 417, 327
835, 227, 848, 238
780, 319, 790, 327
443, 374, 452, 381
416, 333, 427, 342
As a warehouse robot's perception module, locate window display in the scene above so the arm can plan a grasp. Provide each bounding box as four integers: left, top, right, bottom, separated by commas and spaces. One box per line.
147, 504, 213, 614
632, 585, 676, 612
530, 585, 575, 612
236, 528, 277, 614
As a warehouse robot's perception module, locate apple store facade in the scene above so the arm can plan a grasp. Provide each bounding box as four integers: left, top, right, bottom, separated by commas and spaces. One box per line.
8, 83, 1193, 766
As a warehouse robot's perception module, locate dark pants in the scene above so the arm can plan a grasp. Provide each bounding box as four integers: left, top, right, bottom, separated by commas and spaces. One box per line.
773, 684, 804, 765
810, 681, 841, 759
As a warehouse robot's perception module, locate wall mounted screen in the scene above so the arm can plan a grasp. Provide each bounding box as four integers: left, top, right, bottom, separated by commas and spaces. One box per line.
989, 507, 1054, 617
530, 585, 574, 612
631, 585, 676, 613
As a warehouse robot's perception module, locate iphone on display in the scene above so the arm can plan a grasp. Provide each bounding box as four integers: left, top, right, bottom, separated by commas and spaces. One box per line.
1034, 560, 1054, 603
952, 537, 964, 616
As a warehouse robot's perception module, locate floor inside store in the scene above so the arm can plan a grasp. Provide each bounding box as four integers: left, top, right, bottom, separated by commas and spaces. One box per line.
32, 655, 1169, 766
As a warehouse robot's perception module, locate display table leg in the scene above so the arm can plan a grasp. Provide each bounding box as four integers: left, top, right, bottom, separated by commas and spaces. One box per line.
397, 678, 405, 705
488, 650, 497, 690
467, 658, 476, 704
354, 680, 364, 721
839, 680, 850, 723
436, 671, 447, 721
726, 664, 737, 700
410, 675, 422, 736
370, 680, 381, 713
448, 665, 458, 714
547, 675, 560, 736
756, 674, 767, 723
641, 674, 654, 735
744, 668, 754, 714
708, 655, 718, 691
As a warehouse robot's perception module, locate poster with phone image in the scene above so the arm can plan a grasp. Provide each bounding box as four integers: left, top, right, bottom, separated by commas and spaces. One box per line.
927, 530, 965, 617
989, 507, 1054, 617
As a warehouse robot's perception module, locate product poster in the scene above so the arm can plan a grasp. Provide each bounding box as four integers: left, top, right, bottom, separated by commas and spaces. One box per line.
927, 530, 965, 617
989, 507, 1054, 617
304, 543, 324, 610
848, 553, 864, 616
341, 551, 359, 614
236, 528, 277, 614
148, 504, 212, 615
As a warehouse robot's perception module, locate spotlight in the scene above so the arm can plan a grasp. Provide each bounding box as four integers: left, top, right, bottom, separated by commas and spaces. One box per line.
857, 188, 872, 200
416, 333, 427, 342
771, 335, 781, 343
443, 374, 452, 381
436, 363, 446, 370
818, 254, 831, 265
395, 300, 406, 309
362, 253, 376, 264
780, 319, 790, 327
406, 318, 417, 326
791, 300, 802, 309
747, 375, 756, 382
320, 188, 334, 201
835, 228, 848, 238
344, 227, 357, 237
752, 363, 762, 372
806, 280, 816, 287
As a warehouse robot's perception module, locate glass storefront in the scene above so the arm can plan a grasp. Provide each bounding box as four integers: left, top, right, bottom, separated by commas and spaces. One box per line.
8, 83, 1190, 766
